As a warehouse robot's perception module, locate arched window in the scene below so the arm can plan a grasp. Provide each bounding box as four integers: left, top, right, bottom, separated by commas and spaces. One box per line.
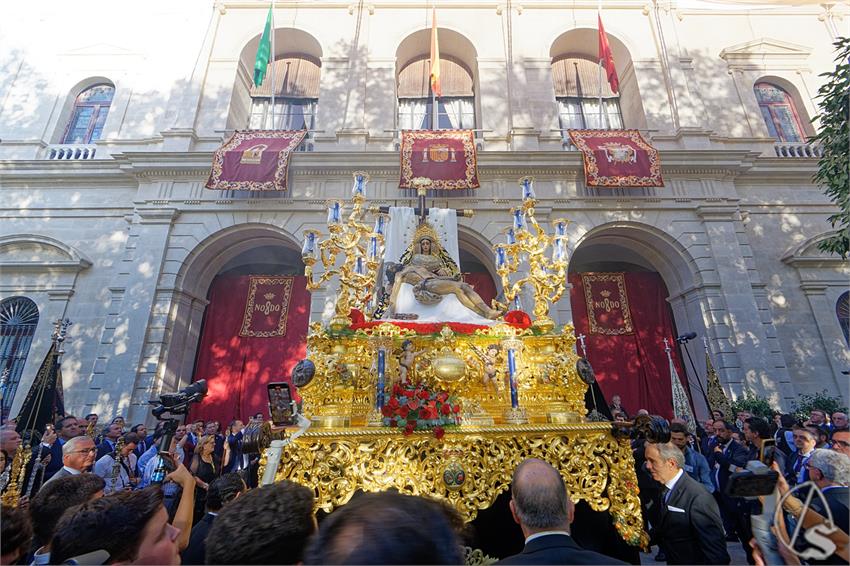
552, 56, 623, 130
63, 84, 115, 144
754, 82, 806, 143
249, 55, 320, 130
397, 56, 475, 130
838, 291, 849, 347
0, 297, 39, 419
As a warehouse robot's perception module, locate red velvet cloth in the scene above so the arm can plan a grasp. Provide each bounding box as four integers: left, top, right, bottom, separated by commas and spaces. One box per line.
567, 129, 663, 188
462, 272, 497, 307
398, 130, 480, 190
205, 130, 306, 191
569, 272, 688, 418
190, 274, 310, 425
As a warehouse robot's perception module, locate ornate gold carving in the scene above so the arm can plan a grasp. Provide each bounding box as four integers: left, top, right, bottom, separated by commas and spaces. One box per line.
272, 424, 646, 547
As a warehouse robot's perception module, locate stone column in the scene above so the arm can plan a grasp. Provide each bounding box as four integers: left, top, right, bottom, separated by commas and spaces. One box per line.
697, 204, 793, 405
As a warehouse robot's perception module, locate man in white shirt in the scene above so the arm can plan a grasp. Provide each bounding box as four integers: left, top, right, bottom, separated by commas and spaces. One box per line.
44, 436, 96, 483
93, 432, 139, 494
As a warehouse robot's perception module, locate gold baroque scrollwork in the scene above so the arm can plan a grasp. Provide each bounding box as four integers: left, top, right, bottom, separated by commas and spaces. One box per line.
274, 424, 647, 548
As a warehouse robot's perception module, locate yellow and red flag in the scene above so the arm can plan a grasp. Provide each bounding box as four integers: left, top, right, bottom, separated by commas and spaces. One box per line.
429, 7, 441, 97
597, 13, 619, 94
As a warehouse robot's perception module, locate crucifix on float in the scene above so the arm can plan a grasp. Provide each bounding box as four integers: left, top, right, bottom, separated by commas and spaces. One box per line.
372, 178, 473, 225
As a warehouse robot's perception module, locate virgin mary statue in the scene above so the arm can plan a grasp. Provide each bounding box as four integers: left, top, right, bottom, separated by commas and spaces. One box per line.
380, 222, 504, 323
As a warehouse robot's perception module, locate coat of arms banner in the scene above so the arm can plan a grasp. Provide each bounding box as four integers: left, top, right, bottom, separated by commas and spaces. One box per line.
398, 130, 480, 190
206, 130, 306, 192
239, 276, 294, 337
568, 129, 663, 188
581, 272, 634, 335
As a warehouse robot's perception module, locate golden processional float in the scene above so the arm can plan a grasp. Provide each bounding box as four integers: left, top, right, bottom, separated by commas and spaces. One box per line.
252, 173, 646, 548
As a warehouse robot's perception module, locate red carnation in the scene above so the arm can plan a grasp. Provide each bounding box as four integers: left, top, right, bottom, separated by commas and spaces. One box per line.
406, 400, 418, 411
388, 397, 399, 410
404, 423, 415, 436
399, 406, 410, 418
505, 310, 532, 327
436, 392, 448, 403
434, 426, 445, 439
418, 390, 430, 400
392, 383, 402, 396
349, 308, 365, 325
381, 406, 393, 417
453, 405, 461, 413
441, 403, 451, 415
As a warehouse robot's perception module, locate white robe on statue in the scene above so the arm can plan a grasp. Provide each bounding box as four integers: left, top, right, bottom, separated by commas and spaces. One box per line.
382, 206, 496, 325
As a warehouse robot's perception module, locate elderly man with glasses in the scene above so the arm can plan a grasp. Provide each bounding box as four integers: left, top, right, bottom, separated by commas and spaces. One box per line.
806, 449, 850, 536
45, 436, 97, 483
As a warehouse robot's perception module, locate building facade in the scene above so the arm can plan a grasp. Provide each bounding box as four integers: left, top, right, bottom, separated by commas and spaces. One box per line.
1, 0, 847, 424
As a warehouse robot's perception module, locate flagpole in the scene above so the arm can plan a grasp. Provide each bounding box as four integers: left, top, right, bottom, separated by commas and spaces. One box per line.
431, 4, 438, 130
269, 0, 276, 129
597, 0, 603, 129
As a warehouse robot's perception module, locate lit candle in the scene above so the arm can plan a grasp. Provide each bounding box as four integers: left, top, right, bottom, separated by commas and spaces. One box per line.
376, 348, 386, 409
368, 235, 379, 261
301, 230, 317, 257
512, 208, 525, 232
495, 246, 507, 268
352, 173, 367, 197
520, 177, 535, 201
327, 201, 341, 224
553, 219, 568, 237
507, 347, 519, 409
373, 214, 386, 236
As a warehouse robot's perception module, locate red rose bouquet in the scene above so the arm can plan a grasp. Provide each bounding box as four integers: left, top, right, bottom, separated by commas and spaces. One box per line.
381, 383, 462, 438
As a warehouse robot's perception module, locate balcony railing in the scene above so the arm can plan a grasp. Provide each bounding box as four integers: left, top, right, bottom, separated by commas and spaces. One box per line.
774, 141, 822, 159
46, 144, 98, 160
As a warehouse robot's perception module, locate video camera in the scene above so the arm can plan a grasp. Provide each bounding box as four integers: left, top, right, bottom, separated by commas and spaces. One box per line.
149, 380, 208, 484
150, 380, 208, 418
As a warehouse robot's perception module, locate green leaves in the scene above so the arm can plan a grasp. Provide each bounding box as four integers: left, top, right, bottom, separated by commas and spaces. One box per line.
813, 37, 850, 259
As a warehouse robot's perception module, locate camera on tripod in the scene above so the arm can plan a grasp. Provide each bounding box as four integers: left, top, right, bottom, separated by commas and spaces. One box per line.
149, 380, 208, 484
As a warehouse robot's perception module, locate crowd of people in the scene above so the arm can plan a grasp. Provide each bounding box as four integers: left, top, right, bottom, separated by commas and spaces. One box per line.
0, 402, 846, 565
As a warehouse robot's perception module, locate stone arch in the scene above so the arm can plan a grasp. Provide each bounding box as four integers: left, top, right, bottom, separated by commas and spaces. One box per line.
569, 221, 701, 297
161, 224, 305, 394
0, 233, 92, 269
549, 28, 647, 130
753, 74, 816, 138
457, 226, 501, 303
51, 77, 116, 145
228, 28, 324, 130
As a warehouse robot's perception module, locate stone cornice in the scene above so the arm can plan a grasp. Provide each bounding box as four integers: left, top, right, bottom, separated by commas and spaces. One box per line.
0, 149, 769, 184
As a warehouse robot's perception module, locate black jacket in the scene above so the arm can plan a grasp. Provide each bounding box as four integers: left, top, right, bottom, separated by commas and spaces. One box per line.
180, 512, 216, 565
497, 533, 626, 565
707, 438, 749, 491
651, 472, 731, 565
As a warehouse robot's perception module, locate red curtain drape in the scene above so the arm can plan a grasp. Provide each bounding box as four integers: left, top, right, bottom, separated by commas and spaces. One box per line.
462, 272, 497, 306
190, 274, 310, 425
569, 272, 688, 418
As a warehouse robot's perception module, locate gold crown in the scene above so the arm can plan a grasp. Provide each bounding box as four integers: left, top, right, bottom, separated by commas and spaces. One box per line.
412, 222, 441, 247
600, 290, 611, 298
264, 293, 276, 300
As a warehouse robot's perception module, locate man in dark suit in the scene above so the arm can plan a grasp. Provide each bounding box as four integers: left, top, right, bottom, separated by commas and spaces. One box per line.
33, 416, 81, 482
806, 449, 850, 535
181, 472, 246, 565
784, 425, 818, 486
95, 422, 123, 460
498, 458, 625, 565
644, 441, 730, 565
45, 436, 97, 484
707, 419, 749, 540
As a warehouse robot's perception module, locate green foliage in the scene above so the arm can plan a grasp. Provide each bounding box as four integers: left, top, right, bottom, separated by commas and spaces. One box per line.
731, 392, 777, 420
813, 36, 850, 259
791, 389, 848, 422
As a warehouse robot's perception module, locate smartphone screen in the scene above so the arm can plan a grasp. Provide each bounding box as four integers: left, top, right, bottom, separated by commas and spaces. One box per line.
268, 382, 293, 426
760, 439, 776, 467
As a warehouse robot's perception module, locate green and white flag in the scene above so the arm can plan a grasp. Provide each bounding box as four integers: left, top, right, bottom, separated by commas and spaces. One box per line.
253, 6, 273, 87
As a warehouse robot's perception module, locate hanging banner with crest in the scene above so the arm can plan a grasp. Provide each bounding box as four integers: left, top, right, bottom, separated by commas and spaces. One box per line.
239, 276, 294, 337
206, 130, 306, 192
581, 272, 634, 335
568, 129, 663, 188
398, 130, 480, 190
